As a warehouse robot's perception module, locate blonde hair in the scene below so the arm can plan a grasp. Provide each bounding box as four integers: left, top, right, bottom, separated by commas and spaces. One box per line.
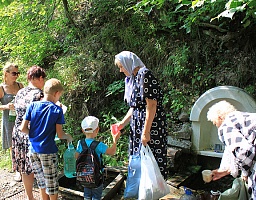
3, 62, 18, 83
44, 78, 63, 95
207, 100, 237, 122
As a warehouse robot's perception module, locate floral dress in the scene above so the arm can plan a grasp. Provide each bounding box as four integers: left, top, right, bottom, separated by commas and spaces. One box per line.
12, 87, 43, 174
129, 67, 168, 179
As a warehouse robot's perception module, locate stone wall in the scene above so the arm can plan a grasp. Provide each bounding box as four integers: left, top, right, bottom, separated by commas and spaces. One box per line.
166, 111, 196, 174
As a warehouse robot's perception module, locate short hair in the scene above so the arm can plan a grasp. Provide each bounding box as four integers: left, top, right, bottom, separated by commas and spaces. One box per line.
27, 65, 46, 81
44, 78, 64, 95
207, 100, 237, 122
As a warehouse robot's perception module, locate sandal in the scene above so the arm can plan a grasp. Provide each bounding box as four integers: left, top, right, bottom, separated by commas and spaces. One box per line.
14, 171, 22, 182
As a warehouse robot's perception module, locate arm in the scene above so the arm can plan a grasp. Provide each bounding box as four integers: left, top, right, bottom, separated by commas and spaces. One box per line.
0, 102, 14, 111
118, 107, 133, 130
56, 124, 73, 143
20, 119, 30, 134
141, 98, 157, 146
212, 169, 231, 181
105, 131, 121, 155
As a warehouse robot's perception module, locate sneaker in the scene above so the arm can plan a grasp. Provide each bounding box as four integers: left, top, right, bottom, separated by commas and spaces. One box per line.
14, 171, 22, 182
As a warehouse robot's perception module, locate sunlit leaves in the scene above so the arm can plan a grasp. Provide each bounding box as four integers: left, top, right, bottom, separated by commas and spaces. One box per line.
192, 0, 205, 9
131, 0, 256, 33
0, 0, 62, 65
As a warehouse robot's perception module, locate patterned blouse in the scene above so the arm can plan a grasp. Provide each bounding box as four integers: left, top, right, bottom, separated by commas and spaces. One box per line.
218, 111, 256, 177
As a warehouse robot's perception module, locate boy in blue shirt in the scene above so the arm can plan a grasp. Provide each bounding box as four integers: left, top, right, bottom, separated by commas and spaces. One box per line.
21, 78, 73, 200
75, 116, 120, 200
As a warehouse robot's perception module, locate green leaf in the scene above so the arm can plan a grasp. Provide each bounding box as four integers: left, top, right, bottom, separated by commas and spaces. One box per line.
191, 0, 205, 9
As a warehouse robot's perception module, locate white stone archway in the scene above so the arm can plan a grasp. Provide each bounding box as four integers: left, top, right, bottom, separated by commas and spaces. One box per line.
190, 86, 256, 157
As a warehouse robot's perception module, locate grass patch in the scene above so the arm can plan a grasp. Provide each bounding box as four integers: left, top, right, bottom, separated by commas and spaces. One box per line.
0, 123, 12, 170
0, 148, 12, 170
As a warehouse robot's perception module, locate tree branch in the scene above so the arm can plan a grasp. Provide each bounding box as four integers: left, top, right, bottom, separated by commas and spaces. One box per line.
199, 22, 228, 33
62, 0, 77, 28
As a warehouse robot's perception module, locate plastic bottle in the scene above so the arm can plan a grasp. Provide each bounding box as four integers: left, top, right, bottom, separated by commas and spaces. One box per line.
179, 187, 197, 200
64, 142, 76, 178
8, 96, 16, 122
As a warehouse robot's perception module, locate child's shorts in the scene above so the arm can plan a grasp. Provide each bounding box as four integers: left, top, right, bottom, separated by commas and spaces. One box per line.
30, 153, 59, 195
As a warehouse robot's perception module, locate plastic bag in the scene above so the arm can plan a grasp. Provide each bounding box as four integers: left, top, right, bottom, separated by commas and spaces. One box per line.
218, 177, 249, 200
124, 154, 141, 199
138, 145, 170, 200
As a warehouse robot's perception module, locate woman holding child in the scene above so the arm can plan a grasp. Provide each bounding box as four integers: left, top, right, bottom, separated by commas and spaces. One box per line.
12, 66, 46, 200
114, 51, 168, 179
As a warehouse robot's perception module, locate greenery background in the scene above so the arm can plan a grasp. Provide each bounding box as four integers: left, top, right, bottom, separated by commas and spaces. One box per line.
0, 0, 255, 173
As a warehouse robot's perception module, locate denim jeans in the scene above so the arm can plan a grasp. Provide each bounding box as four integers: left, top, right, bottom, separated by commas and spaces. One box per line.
84, 184, 103, 200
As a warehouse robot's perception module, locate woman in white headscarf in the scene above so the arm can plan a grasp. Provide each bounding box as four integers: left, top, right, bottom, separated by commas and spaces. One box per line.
114, 51, 168, 179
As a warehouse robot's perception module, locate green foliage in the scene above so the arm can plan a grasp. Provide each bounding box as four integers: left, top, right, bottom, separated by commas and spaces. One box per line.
163, 45, 190, 80
105, 80, 124, 97
131, 0, 256, 33
0, 149, 12, 170
0, 0, 63, 65
1, 0, 256, 172
98, 130, 129, 167
163, 88, 189, 115
0, 126, 12, 169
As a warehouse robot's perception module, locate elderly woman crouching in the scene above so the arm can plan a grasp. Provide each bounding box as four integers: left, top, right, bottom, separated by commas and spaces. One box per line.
207, 100, 256, 199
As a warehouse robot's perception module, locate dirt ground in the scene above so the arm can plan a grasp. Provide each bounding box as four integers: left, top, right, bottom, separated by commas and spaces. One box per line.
0, 168, 24, 199
1, 166, 237, 200
0, 167, 182, 200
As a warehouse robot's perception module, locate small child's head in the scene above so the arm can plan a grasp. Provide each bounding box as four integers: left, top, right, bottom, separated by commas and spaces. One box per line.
81, 116, 99, 136
44, 78, 64, 100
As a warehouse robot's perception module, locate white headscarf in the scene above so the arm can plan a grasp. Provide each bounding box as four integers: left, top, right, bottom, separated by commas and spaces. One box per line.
115, 51, 146, 103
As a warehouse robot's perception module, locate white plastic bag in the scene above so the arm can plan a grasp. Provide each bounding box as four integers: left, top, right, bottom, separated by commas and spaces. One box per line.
138, 145, 170, 200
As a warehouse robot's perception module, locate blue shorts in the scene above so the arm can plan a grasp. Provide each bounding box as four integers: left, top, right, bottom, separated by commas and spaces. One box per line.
30, 153, 59, 195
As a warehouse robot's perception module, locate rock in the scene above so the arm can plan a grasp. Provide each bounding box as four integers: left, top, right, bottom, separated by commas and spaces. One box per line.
167, 136, 192, 149
172, 131, 191, 140
178, 112, 189, 122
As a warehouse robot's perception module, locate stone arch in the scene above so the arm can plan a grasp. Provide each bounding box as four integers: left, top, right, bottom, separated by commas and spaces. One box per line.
189, 86, 256, 157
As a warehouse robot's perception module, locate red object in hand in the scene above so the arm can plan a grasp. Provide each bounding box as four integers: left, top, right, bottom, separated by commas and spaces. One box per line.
111, 124, 119, 135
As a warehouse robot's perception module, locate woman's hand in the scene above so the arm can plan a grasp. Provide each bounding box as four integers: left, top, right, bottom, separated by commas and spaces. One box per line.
242, 175, 248, 182
7, 102, 15, 110
212, 169, 230, 181
141, 133, 150, 146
